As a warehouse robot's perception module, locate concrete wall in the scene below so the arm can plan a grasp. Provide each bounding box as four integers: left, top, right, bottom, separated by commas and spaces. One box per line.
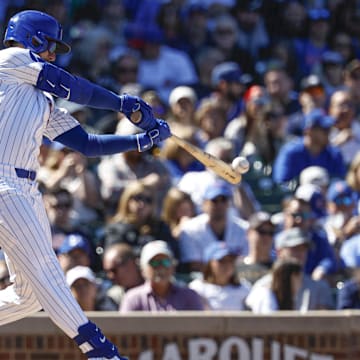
0, 311, 359, 359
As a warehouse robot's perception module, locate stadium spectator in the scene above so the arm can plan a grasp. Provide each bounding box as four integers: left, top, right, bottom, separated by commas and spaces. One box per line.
209, 61, 250, 122
167, 85, 198, 127
178, 137, 260, 218
328, 89, 360, 166
273, 109, 346, 184
287, 74, 327, 137
281, 196, 338, 281
65, 265, 118, 311
247, 257, 303, 313
336, 267, 360, 309
103, 181, 178, 259
57, 233, 93, 273
323, 180, 359, 246
343, 59, 360, 115
298, 166, 330, 194
161, 187, 197, 239
224, 84, 270, 155
246, 227, 334, 311
263, 63, 301, 118
159, 124, 204, 184
189, 242, 251, 310
236, 211, 276, 284
346, 152, 360, 214
120, 240, 204, 311
102, 243, 144, 308
97, 121, 171, 217
178, 180, 248, 273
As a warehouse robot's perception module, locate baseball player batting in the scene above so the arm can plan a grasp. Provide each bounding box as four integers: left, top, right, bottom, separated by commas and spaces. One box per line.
0, 10, 171, 360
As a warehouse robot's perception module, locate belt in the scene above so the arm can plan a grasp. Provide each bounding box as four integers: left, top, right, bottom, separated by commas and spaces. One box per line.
15, 168, 36, 181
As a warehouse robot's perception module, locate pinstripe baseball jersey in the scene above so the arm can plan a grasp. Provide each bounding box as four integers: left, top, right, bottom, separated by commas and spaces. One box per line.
0, 46, 88, 339
0, 47, 79, 171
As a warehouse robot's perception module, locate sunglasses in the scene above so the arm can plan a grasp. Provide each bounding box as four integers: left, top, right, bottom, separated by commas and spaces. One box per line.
149, 258, 172, 268
106, 257, 131, 274
132, 194, 153, 204
117, 66, 138, 73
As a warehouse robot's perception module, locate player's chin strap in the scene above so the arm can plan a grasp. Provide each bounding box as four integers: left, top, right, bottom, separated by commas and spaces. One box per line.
74, 321, 128, 360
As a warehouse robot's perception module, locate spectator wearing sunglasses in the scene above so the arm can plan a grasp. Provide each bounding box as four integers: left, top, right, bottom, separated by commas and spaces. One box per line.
236, 211, 276, 284
102, 243, 144, 308
280, 196, 338, 283
103, 181, 178, 259
120, 240, 204, 312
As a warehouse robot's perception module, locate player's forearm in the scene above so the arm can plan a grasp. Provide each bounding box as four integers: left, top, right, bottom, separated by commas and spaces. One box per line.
54, 126, 139, 156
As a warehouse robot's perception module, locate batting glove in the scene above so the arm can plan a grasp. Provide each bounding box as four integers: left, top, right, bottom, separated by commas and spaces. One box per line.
136, 119, 171, 152
119, 94, 157, 130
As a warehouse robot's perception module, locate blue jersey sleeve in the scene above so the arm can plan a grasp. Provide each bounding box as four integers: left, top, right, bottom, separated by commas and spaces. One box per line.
54, 125, 138, 156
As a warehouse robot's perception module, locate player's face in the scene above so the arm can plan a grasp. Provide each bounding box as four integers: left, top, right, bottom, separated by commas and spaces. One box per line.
38, 49, 56, 62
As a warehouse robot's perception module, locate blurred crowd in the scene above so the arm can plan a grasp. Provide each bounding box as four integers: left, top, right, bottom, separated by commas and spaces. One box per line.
3, 0, 360, 313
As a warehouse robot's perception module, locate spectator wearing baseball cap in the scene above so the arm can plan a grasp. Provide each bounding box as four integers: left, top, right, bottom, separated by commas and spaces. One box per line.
210, 61, 251, 122
323, 180, 359, 246
167, 85, 198, 127
246, 226, 334, 312
66, 265, 118, 311
280, 196, 338, 282
189, 242, 251, 310
237, 211, 275, 284
273, 109, 346, 184
120, 240, 204, 312
57, 233, 93, 273
316, 51, 345, 98
178, 180, 248, 273
299, 166, 330, 192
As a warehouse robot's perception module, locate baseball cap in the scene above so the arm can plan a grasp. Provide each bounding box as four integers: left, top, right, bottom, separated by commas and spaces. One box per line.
308, 8, 330, 21
299, 166, 330, 187
168, 86, 197, 107
295, 184, 327, 218
203, 180, 232, 200
275, 228, 310, 250
300, 74, 324, 92
58, 234, 91, 256
211, 62, 250, 87
248, 211, 274, 229
327, 180, 354, 203
204, 242, 239, 262
66, 265, 96, 287
303, 109, 334, 130
140, 240, 173, 268
321, 51, 344, 65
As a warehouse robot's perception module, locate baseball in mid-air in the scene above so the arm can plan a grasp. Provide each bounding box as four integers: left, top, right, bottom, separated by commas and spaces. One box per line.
231, 156, 250, 174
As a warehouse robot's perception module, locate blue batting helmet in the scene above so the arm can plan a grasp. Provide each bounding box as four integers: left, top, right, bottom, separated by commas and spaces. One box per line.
3, 10, 71, 54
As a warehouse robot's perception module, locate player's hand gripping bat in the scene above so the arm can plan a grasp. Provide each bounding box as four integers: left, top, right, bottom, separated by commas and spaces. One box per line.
130, 111, 242, 184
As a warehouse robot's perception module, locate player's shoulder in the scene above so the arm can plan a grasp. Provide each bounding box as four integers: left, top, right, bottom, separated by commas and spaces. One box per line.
0, 47, 40, 65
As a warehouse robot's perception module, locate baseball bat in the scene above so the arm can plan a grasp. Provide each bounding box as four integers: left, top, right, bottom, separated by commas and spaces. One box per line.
130, 111, 242, 184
